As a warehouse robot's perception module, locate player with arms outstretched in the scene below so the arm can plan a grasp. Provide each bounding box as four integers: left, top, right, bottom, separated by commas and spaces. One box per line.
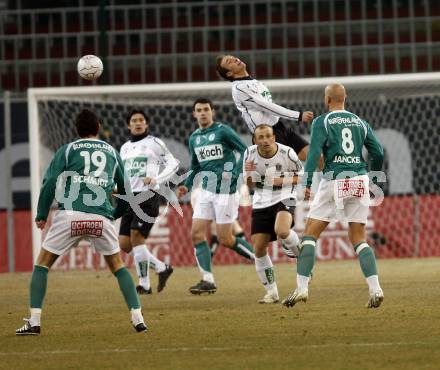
215, 54, 314, 162
16, 109, 147, 335
244, 125, 303, 303
282, 83, 385, 309
178, 98, 255, 294
119, 109, 177, 295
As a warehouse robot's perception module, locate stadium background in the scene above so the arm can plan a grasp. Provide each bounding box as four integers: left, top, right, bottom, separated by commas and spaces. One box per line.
1, 0, 439, 272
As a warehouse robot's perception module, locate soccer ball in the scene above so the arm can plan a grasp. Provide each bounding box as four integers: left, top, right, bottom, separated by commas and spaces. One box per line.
77, 55, 103, 80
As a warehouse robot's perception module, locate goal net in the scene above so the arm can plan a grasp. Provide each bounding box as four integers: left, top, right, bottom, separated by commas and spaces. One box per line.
28, 73, 440, 268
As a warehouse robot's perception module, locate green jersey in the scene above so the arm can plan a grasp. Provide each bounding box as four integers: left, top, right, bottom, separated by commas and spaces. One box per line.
304, 110, 384, 187
184, 122, 247, 194
36, 138, 129, 221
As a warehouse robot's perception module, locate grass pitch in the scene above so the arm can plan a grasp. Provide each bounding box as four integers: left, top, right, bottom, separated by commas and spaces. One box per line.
1, 258, 440, 370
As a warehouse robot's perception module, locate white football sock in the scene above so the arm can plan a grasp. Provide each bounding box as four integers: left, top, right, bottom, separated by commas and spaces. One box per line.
203, 272, 215, 284
133, 245, 150, 289
255, 254, 277, 292
131, 308, 144, 326
296, 274, 309, 292
145, 245, 166, 273
366, 275, 381, 293
29, 308, 41, 327
281, 230, 300, 256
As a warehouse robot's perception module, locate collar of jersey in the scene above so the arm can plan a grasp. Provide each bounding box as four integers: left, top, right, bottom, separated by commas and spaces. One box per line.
130, 132, 149, 142
198, 122, 219, 133
232, 76, 253, 81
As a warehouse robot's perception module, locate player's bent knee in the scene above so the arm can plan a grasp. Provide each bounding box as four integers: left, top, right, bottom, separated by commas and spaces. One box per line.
218, 237, 234, 248
130, 229, 145, 246
275, 228, 290, 240
105, 253, 124, 274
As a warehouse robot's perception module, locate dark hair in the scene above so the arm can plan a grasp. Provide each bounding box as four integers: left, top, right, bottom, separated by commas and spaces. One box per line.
75, 108, 100, 138
215, 55, 233, 81
192, 97, 214, 111
126, 109, 149, 126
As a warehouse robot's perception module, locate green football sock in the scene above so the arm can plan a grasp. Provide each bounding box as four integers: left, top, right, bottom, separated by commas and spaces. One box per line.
297, 237, 317, 278
114, 267, 141, 310
195, 241, 212, 273
29, 265, 49, 309
232, 237, 255, 260
355, 242, 378, 277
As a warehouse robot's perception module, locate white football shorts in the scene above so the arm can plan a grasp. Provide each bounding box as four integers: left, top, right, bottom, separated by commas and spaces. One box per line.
42, 210, 120, 256
308, 175, 370, 224
192, 188, 239, 224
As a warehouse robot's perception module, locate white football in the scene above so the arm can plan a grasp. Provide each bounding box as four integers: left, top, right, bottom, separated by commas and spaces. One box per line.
77, 55, 103, 80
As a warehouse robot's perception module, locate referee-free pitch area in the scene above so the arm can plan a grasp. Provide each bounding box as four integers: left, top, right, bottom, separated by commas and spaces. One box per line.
1, 258, 439, 370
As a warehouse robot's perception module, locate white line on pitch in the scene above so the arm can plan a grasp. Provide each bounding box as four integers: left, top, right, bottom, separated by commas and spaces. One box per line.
0, 341, 436, 356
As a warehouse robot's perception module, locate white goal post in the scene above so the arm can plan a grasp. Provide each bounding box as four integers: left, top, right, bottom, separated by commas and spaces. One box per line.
28, 72, 440, 262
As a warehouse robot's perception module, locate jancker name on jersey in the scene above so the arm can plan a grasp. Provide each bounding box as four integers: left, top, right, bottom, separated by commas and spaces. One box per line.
333, 155, 361, 164
195, 144, 224, 162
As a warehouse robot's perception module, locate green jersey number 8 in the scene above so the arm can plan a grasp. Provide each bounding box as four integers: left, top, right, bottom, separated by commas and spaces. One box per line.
341, 128, 354, 154
80, 150, 107, 176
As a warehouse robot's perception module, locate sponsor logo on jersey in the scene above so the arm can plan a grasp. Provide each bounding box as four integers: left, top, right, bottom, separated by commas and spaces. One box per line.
209, 133, 216, 141
261, 90, 273, 102
124, 157, 148, 176
196, 137, 201, 145
72, 142, 112, 152
195, 144, 224, 162
328, 116, 362, 126
333, 155, 361, 164
337, 179, 365, 198
71, 220, 103, 237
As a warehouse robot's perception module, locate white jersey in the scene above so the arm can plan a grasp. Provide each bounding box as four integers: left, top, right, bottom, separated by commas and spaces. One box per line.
243, 143, 303, 209
120, 135, 179, 193
231, 77, 301, 133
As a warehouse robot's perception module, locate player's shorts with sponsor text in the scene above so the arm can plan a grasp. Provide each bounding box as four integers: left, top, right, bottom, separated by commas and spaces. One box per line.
119, 192, 161, 238
272, 121, 309, 155
192, 188, 239, 224
43, 210, 119, 256
251, 199, 296, 241
308, 175, 370, 224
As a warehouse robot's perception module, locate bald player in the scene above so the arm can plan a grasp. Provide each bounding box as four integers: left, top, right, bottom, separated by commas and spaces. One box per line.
282, 83, 385, 309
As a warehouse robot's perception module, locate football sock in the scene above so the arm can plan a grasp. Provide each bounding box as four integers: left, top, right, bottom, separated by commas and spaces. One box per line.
132, 245, 150, 290
144, 245, 166, 273
355, 242, 380, 291
195, 241, 214, 282
114, 267, 141, 310
255, 254, 277, 292
297, 237, 317, 286
209, 235, 220, 255
29, 265, 48, 311
231, 237, 255, 260
280, 229, 300, 256
296, 274, 310, 292
131, 308, 144, 326
355, 241, 378, 277
235, 232, 246, 239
